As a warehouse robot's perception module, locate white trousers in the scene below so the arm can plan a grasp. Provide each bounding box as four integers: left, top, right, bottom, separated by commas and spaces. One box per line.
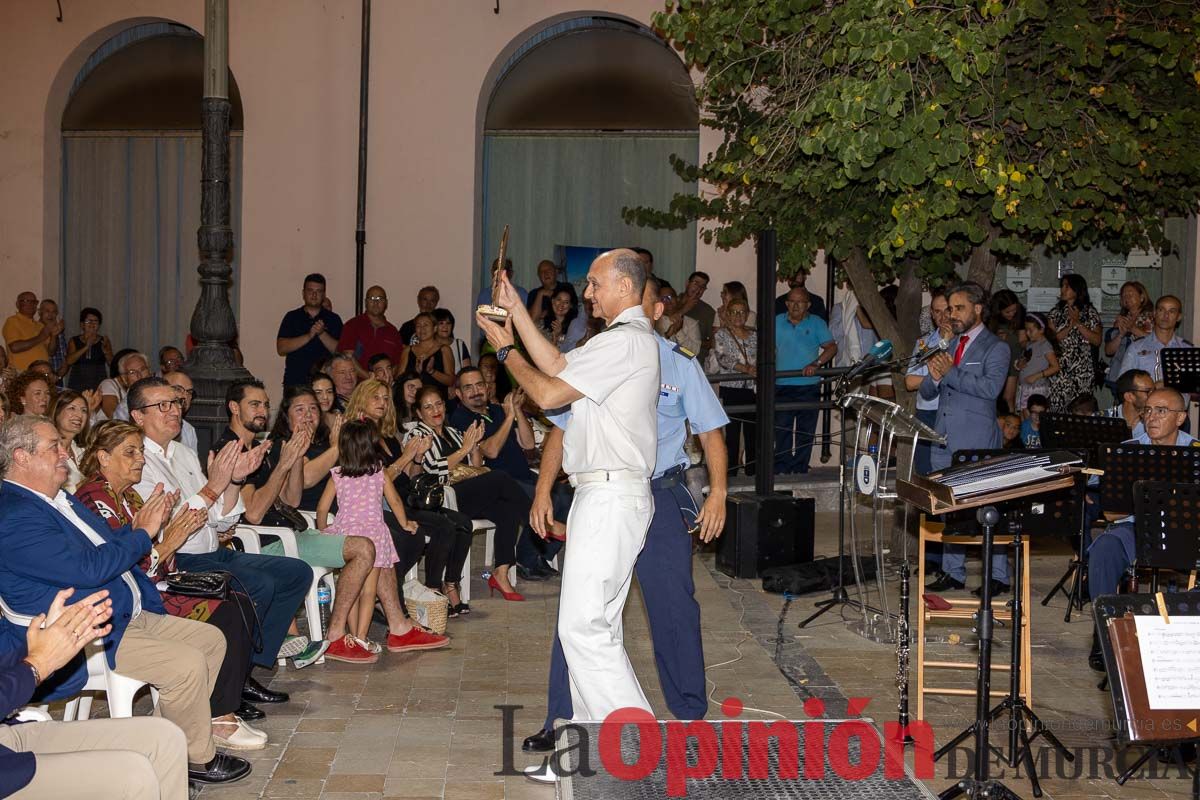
557, 479, 654, 722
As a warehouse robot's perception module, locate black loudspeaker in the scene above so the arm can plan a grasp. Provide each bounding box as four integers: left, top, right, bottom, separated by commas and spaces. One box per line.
717, 492, 815, 579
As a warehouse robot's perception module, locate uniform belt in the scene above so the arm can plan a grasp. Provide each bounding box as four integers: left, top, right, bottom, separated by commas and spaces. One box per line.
651, 464, 686, 490
569, 469, 646, 487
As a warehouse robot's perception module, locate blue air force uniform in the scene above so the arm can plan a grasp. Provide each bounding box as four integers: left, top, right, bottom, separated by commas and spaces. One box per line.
543, 335, 728, 724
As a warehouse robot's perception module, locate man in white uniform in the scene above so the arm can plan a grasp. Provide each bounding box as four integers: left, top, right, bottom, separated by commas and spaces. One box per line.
478, 248, 659, 721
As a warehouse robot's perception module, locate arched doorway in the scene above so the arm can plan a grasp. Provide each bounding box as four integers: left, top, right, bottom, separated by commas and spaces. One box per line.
60, 22, 244, 370
480, 16, 699, 297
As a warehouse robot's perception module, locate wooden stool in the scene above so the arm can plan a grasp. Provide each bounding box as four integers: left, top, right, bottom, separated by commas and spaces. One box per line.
915, 515, 1032, 721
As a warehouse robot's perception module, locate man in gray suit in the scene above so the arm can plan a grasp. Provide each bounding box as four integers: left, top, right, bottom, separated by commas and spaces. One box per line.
920, 282, 1011, 595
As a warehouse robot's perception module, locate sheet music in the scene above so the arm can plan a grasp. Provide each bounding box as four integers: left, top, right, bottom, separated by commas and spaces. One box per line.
1133, 616, 1200, 710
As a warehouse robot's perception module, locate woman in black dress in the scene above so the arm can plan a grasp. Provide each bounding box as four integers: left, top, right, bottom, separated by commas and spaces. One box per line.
402, 313, 455, 388
65, 306, 113, 392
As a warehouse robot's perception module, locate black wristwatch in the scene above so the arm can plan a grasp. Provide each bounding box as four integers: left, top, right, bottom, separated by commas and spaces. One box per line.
230, 477, 246, 486
496, 345, 515, 362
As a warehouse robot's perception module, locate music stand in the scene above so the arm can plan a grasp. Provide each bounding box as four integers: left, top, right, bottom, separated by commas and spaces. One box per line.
1098, 444, 1200, 518
1093, 592, 1200, 800
1160, 347, 1200, 395
1039, 413, 1131, 451
1134, 481, 1200, 593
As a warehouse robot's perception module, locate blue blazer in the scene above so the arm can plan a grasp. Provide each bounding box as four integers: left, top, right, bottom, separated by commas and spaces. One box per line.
0, 481, 163, 701
0, 644, 37, 798
919, 326, 1009, 472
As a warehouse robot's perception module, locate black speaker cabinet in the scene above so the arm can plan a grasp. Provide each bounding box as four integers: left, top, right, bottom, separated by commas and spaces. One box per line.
717, 492, 815, 579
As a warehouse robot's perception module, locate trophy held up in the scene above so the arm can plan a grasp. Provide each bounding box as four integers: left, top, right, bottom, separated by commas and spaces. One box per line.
477, 224, 511, 323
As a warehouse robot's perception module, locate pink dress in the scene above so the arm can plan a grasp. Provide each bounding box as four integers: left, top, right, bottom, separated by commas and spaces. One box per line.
326, 467, 399, 568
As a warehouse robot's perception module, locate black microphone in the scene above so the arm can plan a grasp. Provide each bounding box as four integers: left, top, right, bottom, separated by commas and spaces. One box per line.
909, 336, 951, 368
843, 339, 894, 382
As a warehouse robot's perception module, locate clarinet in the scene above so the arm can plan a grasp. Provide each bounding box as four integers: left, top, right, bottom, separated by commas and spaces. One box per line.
896, 558, 913, 741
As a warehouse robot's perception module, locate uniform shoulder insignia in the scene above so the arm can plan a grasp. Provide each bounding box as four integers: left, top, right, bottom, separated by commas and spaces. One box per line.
672, 343, 697, 359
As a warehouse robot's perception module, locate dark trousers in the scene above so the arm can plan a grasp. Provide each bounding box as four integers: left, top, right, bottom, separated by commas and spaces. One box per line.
914, 408, 938, 477
543, 483, 707, 727
774, 384, 820, 474
514, 478, 570, 571
451, 471, 530, 568
1088, 523, 1134, 602
204, 592, 258, 716
176, 549, 311, 669
411, 507, 473, 586
720, 386, 756, 476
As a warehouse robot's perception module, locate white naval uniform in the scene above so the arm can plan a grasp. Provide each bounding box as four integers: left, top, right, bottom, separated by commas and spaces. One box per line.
554, 303, 660, 721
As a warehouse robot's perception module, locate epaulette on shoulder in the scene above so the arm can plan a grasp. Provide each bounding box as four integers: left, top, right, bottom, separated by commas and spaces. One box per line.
673, 343, 696, 359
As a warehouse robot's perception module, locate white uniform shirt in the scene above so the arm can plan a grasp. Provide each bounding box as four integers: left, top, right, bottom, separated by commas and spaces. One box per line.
555, 305, 660, 477
135, 436, 244, 555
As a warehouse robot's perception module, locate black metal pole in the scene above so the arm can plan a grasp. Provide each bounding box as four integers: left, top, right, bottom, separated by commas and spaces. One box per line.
354, 0, 371, 316
820, 257, 836, 462
755, 230, 777, 496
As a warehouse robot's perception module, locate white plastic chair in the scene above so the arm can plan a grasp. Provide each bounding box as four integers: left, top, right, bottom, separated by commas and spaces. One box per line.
442, 486, 498, 601
232, 524, 336, 664
0, 595, 156, 720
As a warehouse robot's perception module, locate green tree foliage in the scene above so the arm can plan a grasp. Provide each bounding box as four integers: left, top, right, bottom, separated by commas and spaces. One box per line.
627, 0, 1200, 352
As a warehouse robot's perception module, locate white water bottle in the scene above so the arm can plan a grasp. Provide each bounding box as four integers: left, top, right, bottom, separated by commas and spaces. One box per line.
316, 584, 332, 633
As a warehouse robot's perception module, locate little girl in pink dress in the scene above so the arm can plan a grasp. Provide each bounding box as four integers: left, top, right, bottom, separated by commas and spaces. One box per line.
317, 419, 418, 654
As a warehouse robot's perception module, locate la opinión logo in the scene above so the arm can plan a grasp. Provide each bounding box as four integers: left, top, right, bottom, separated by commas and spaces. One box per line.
496, 697, 935, 797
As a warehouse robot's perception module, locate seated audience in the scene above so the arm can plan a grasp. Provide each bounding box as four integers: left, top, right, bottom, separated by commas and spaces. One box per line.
402, 313, 455, 388
368, 353, 395, 387
1087, 388, 1198, 670
433, 308, 471, 373
400, 286, 441, 346
1019, 394, 1048, 448
164, 370, 199, 452
999, 413, 1022, 449
157, 346, 184, 376
326, 353, 359, 408
404, 385, 531, 599
712, 298, 757, 476
99, 351, 151, 421
75, 421, 266, 748
526, 259, 576, 324
0, 414, 249, 784
128, 378, 312, 702
477, 352, 510, 403
344, 380, 473, 618
64, 307, 113, 393
1, 587, 189, 799
51, 390, 94, 492
1067, 393, 1099, 416
1103, 368, 1152, 437
310, 372, 342, 428
7, 374, 51, 417
393, 370, 423, 430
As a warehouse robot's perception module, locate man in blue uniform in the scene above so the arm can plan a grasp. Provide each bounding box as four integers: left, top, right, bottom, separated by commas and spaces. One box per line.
522, 276, 729, 781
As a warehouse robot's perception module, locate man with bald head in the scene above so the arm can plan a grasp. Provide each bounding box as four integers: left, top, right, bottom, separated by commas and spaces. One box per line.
478, 248, 659, 725
1086, 387, 1198, 669
338, 286, 403, 378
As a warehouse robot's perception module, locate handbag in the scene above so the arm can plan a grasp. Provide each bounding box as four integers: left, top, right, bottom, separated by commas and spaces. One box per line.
448, 463, 490, 484
407, 473, 445, 511
164, 570, 232, 599
271, 498, 309, 532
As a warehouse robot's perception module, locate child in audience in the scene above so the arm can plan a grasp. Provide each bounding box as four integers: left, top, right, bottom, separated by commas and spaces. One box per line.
999, 413, 1022, 449
1020, 394, 1048, 448
316, 419, 416, 661
1016, 312, 1059, 412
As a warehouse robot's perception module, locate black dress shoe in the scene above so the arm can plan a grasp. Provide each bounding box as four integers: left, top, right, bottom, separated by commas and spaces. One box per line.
522, 728, 555, 753
926, 574, 965, 592
242, 676, 288, 704
515, 565, 549, 582
536, 559, 559, 576
235, 700, 266, 721
1088, 629, 1106, 672
971, 579, 1011, 598
188, 753, 252, 784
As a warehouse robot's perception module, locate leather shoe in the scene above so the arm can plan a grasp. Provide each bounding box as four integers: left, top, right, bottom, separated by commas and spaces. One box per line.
242, 676, 288, 704
926, 574, 965, 592
235, 701, 265, 721
516, 565, 549, 582
522, 728, 554, 753
188, 752, 252, 784
536, 559, 559, 576
971, 579, 1011, 598
1088, 629, 1106, 672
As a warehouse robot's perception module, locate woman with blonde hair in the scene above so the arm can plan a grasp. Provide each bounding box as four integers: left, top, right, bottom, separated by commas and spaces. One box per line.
1103, 280, 1154, 391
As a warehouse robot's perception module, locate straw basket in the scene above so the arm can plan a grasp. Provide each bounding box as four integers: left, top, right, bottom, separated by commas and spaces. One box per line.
403, 580, 449, 635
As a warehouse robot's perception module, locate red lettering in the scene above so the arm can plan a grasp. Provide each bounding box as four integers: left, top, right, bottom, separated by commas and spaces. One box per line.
828, 721, 880, 781
599, 707, 661, 782
665, 720, 719, 797
747, 721, 799, 779
882, 722, 936, 779
720, 699, 744, 780
803, 721, 825, 779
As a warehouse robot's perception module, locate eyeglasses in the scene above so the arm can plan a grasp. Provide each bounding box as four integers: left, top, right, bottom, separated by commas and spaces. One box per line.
661, 295, 677, 302
366, 295, 386, 301
1142, 406, 1186, 419
134, 399, 183, 413
172, 387, 196, 398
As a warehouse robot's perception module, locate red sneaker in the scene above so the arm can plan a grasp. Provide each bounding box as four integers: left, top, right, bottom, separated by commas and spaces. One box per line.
324, 634, 379, 664
386, 627, 450, 653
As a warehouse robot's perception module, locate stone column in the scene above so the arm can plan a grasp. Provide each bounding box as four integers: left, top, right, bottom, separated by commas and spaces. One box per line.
187, 0, 250, 455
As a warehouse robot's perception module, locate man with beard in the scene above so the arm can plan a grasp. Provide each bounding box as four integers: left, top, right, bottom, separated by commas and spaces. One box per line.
210, 379, 418, 665
921, 282, 1011, 596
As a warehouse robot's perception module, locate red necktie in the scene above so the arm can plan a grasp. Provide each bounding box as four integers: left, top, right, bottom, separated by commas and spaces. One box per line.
953, 335, 969, 366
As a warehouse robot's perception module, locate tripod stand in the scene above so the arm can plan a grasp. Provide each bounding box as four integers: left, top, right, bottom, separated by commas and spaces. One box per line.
935, 512, 1073, 798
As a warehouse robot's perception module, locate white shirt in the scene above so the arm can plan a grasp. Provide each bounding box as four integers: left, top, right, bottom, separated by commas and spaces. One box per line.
179, 419, 198, 452
556, 305, 660, 477
135, 436, 244, 555
6, 479, 142, 618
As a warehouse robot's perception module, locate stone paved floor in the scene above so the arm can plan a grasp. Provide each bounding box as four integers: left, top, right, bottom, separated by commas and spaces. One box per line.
173, 510, 1192, 799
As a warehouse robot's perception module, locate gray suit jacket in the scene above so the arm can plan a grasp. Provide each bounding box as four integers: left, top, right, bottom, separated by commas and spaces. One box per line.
919, 326, 1009, 472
